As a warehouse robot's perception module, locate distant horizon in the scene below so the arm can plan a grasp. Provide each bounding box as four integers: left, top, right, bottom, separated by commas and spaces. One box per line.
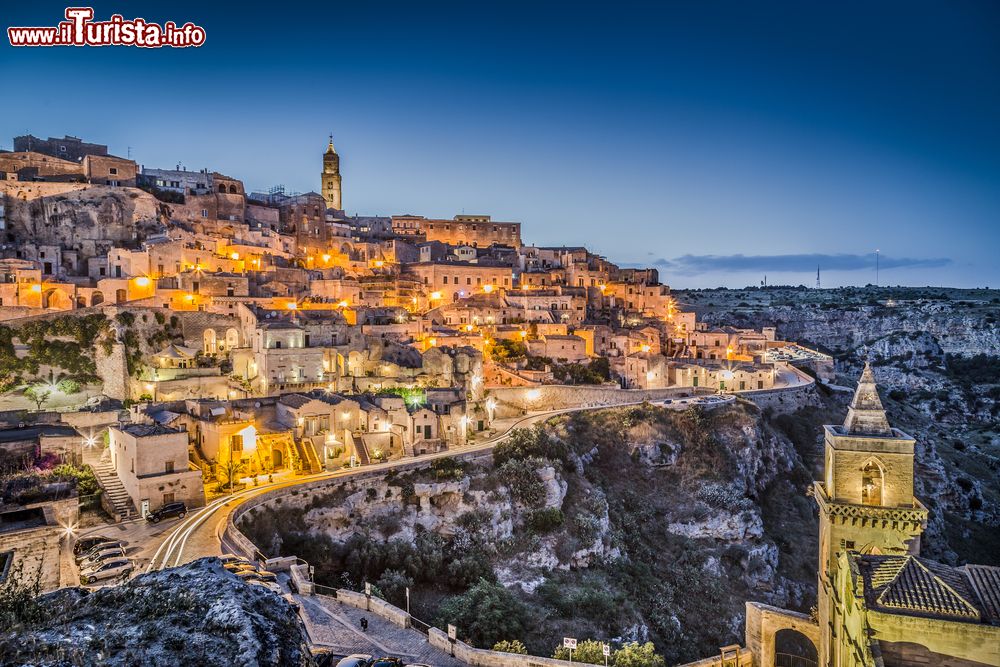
2, 1, 998, 289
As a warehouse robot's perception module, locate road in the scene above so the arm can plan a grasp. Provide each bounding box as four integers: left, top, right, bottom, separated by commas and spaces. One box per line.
70, 392, 737, 580
145, 406, 586, 571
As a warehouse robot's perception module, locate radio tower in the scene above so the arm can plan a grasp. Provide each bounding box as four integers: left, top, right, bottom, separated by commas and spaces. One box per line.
816, 265, 821, 289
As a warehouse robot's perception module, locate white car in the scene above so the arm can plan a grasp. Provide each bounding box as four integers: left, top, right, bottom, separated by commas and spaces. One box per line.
78, 546, 126, 570
80, 557, 132, 585
76, 540, 126, 563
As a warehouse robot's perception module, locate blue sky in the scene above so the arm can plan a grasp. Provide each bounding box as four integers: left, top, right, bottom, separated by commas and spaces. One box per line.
2, 1, 998, 288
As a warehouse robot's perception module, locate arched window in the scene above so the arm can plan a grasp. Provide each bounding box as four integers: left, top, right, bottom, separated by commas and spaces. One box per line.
862, 461, 884, 506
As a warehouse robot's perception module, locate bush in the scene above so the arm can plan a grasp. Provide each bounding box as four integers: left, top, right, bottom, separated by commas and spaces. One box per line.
493, 639, 528, 654
375, 569, 413, 606
614, 642, 665, 667
496, 458, 546, 507
436, 578, 530, 649
526, 507, 564, 533
493, 427, 568, 467
553, 639, 606, 664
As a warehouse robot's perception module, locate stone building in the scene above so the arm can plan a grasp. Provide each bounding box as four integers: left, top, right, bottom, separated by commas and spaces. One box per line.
686, 365, 1000, 667
321, 136, 343, 211
392, 214, 522, 248
13, 134, 107, 161
108, 423, 205, 515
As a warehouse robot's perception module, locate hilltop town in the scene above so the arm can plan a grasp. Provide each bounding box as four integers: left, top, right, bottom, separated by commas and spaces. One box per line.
1, 134, 998, 667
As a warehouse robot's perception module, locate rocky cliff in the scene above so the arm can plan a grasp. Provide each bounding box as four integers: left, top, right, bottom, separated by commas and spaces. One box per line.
241, 402, 819, 664
0, 558, 314, 667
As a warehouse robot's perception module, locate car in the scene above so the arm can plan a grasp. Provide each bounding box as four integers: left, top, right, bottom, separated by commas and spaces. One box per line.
369, 658, 404, 667
223, 561, 257, 573
145, 502, 187, 523
234, 568, 278, 583
78, 546, 126, 569
76, 540, 126, 563
80, 558, 132, 585
73, 535, 116, 556
218, 553, 252, 566
334, 655, 372, 667
247, 579, 283, 594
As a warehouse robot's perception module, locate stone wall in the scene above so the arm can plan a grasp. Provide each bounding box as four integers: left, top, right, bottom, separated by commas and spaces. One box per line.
488, 384, 706, 416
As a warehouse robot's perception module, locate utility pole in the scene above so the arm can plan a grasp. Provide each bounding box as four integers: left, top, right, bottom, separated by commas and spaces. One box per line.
875, 249, 880, 287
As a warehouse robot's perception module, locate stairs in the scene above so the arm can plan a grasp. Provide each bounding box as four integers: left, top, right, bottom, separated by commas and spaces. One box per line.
90, 461, 137, 522
296, 439, 322, 474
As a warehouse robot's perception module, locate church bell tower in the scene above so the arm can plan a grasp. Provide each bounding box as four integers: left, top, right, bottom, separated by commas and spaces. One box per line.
322, 135, 342, 211
813, 363, 927, 666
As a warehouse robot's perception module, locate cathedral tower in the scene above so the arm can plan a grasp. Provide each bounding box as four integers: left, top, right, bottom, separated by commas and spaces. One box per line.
814, 363, 927, 666
321, 135, 342, 211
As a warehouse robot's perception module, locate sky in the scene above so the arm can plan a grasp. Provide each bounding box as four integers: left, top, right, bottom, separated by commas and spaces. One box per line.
1, 1, 998, 289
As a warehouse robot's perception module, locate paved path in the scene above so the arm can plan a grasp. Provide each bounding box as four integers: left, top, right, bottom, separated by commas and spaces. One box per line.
297, 594, 462, 666
146, 406, 595, 571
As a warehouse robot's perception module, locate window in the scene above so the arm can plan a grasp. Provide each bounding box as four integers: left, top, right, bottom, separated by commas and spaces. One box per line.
109, 167, 118, 175
165, 461, 175, 474
163, 492, 175, 505
861, 462, 884, 505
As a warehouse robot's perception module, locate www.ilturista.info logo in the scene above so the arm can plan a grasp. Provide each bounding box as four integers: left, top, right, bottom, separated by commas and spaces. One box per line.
8, 7, 206, 48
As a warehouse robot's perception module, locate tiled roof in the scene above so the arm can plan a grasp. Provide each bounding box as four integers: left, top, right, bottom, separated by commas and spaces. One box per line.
120, 423, 180, 438
859, 555, 982, 622
277, 393, 313, 408
963, 564, 1000, 624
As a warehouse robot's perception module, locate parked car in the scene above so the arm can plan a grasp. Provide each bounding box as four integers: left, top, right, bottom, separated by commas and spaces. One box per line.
76, 540, 126, 563
80, 558, 132, 585
247, 579, 283, 594
73, 535, 116, 556
78, 546, 126, 570
234, 568, 278, 583
369, 658, 404, 667
334, 655, 372, 667
223, 561, 257, 573
218, 553, 252, 566
145, 502, 187, 523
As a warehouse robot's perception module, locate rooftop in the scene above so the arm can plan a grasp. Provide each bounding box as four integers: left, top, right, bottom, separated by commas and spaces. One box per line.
120, 423, 181, 438
857, 554, 1000, 625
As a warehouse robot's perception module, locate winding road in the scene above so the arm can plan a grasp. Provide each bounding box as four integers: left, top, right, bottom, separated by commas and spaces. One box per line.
146, 405, 589, 571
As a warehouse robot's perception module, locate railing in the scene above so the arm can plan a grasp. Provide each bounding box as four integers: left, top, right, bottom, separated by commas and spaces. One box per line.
775, 654, 817, 667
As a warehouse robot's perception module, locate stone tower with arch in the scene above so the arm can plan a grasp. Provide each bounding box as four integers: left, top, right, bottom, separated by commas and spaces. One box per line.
813, 362, 928, 665
321, 135, 342, 211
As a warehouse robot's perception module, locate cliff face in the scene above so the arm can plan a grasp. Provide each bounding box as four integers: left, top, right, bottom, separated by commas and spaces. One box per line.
695, 298, 1000, 357
0, 559, 315, 667
241, 402, 819, 664
687, 288, 1000, 567
2, 183, 164, 252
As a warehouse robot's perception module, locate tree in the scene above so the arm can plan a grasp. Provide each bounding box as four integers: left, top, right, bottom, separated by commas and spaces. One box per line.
492, 640, 528, 654
553, 639, 606, 664
221, 458, 246, 492
23, 384, 51, 411
375, 569, 413, 606
436, 578, 530, 649
613, 642, 665, 667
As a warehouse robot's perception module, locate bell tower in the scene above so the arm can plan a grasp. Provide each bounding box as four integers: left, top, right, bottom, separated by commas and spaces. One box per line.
321, 135, 342, 211
813, 362, 927, 666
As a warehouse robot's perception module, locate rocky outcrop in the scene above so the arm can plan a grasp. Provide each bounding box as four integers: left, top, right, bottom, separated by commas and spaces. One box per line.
700, 302, 999, 357
0, 558, 314, 667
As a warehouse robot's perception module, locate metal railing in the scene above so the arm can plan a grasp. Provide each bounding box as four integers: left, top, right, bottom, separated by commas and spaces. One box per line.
775, 653, 817, 667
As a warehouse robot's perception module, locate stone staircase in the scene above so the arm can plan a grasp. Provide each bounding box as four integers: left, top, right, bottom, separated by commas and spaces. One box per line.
90, 461, 137, 522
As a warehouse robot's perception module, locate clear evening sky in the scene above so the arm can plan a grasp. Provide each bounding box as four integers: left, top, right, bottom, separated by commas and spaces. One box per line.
2, 1, 998, 288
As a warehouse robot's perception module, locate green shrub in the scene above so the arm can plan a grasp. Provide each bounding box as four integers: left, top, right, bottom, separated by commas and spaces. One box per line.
436, 578, 529, 649
492, 639, 528, 654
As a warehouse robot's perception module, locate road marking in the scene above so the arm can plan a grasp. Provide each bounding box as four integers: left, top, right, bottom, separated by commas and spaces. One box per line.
149, 400, 670, 568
